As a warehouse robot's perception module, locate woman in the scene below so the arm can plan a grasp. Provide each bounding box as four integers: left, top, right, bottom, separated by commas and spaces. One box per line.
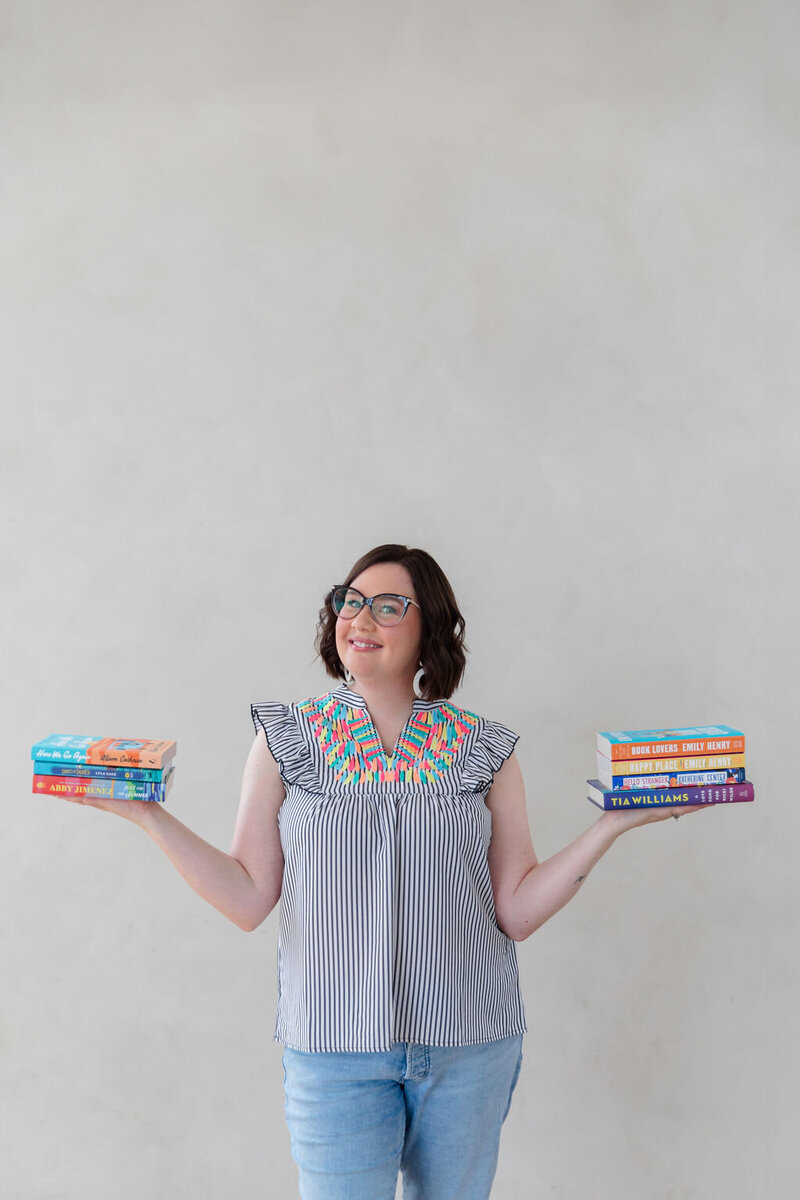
63, 543, 705, 1199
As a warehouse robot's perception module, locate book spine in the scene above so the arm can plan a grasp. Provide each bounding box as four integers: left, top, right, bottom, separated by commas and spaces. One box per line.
607, 767, 747, 789
599, 753, 746, 777
589, 782, 754, 809
598, 733, 745, 761
32, 775, 172, 802
34, 762, 169, 782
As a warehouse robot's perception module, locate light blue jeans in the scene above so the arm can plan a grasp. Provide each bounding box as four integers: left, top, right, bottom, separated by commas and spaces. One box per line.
282, 1035, 524, 1200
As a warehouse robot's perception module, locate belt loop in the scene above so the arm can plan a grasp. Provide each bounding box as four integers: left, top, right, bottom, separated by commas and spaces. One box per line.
404, 1043, 431, 1080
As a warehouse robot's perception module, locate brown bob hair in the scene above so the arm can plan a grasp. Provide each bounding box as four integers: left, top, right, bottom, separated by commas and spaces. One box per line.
315, 544, 467, 701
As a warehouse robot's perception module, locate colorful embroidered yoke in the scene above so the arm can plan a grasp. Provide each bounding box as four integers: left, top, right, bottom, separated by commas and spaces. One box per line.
251, 686, 527, 1053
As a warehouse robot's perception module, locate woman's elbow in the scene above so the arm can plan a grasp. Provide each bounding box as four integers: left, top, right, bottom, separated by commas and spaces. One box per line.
234, 893, 279, 932
495, 909, 534, 943
505, 920, 539, 943
236, 913, 263, 933
236, 909, 272, 933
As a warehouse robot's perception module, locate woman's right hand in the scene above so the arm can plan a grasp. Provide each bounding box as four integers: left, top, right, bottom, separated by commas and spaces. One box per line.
58, 790, 158, 827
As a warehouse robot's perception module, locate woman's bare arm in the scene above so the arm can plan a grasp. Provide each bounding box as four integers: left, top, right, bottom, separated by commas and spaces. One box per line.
486, 752, 708, 941
64, 730, 285, 931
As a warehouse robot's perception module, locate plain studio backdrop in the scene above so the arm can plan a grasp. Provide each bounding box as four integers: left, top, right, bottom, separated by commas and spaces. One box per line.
1, 2, 797, 1198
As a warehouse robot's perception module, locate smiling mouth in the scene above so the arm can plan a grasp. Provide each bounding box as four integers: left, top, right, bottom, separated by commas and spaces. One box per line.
349, 639, 382, 650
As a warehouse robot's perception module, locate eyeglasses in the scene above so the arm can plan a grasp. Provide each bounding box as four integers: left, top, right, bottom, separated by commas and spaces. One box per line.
330, 585, 421, 627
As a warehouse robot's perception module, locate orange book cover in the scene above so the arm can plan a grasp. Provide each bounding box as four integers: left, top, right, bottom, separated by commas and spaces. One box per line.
86, 738, 176, 768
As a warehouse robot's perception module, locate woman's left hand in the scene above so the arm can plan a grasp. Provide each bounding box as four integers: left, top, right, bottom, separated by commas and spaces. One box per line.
598, 803, 714, 835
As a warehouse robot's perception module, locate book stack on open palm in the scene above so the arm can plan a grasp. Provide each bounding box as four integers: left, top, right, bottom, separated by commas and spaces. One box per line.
587, 725, 753, 810
31, 735, 177, 803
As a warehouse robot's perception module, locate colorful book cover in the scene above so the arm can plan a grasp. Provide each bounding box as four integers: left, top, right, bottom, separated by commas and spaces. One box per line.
597, 726, 745, 762
606, 767, 747, 790
597, 753, 746, 787
32, 769, 175, 802
586, 779, 754, 810
31, 735, 177, 769
34, 761, 170, 783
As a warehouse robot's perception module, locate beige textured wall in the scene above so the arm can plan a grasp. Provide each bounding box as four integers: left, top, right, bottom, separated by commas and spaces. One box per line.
2, 2, 797, 1197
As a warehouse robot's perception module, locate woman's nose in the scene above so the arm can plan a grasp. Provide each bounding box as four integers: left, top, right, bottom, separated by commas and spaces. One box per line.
352, 605, 377, 630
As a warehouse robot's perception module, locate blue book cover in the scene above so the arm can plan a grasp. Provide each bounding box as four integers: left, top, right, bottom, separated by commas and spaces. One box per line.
32, 735, 103, 763
34, 761, 169, 783
605, 767, 747, 789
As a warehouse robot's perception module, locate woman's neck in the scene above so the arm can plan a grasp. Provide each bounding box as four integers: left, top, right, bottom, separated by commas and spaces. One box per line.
346, 678, 417, 755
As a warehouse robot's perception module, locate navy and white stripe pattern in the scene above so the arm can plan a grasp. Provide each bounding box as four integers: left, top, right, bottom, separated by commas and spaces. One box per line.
251, 685, 527, 1053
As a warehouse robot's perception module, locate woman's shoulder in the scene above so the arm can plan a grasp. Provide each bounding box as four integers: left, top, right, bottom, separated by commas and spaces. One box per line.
419, 695, 512, 730
415, 697, 519, 754
250, 688, 348, 729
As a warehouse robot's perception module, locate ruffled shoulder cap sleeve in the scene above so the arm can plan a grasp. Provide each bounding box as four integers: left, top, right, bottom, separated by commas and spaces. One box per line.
250, 701, 316, 789
460, 716, 520, 793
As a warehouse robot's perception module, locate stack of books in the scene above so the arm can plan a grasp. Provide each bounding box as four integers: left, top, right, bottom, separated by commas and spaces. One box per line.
587, 725, 754, 810
31, 735, 177, 803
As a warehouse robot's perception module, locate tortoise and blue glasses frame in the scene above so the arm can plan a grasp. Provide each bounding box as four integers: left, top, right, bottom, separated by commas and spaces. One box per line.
330, 585, 422, 628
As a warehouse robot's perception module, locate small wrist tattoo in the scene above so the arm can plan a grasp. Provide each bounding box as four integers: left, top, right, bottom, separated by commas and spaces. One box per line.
574, 873, 587, 885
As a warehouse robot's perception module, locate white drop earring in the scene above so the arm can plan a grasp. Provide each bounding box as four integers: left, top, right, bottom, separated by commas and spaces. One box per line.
413, 664, 425, 697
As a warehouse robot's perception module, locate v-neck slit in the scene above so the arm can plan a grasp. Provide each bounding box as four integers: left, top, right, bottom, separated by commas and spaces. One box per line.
333, 686, 425, 768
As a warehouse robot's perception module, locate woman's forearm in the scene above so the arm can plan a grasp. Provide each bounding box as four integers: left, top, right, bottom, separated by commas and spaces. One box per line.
137, 804, 281, 931
503, 813, 623, 941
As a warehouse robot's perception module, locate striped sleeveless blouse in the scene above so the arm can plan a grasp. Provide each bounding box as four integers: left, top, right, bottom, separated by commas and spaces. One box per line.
251, 685, 527, 1053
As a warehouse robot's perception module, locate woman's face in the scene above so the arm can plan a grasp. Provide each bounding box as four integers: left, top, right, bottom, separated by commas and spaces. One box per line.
335, 562, 423, 692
